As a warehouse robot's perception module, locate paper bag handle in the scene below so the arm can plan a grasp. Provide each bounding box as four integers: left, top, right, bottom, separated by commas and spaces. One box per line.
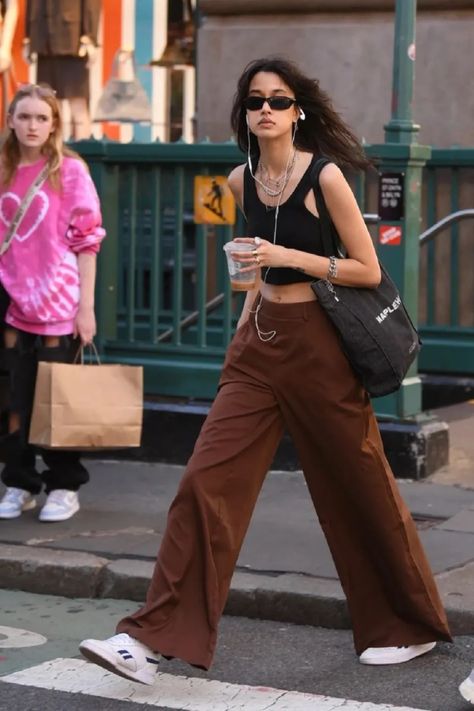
73, 342, 101, 365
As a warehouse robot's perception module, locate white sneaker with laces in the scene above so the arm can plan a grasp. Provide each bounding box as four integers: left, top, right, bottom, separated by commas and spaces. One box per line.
79, 632, 160, 685
459, 668, 474, 704
0, 487, 36, 519
39, 489, 80, 522
359, 641, 436, 665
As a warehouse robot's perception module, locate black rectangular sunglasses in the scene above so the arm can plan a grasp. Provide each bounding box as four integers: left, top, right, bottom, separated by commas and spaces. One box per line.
244, 96, 296, 111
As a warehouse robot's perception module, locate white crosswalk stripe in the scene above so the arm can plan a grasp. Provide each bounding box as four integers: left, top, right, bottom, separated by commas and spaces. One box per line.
2, 658, 429, 711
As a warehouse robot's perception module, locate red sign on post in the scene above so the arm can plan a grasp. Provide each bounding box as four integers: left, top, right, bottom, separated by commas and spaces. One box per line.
379, 225, 402, 245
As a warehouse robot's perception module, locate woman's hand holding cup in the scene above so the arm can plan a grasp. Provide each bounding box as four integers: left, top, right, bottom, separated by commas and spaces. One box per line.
223, 237, 262, 291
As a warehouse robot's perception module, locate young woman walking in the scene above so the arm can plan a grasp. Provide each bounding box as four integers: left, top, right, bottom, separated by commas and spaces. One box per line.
80, 57, 451, 685
0, 83, 105, 522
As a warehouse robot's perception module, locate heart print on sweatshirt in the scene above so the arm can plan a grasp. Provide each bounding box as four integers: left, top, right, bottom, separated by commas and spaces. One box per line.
0, 190, 49, 243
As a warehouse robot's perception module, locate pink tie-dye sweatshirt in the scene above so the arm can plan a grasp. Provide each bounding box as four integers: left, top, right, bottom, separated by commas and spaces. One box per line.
0, 156, 105, 335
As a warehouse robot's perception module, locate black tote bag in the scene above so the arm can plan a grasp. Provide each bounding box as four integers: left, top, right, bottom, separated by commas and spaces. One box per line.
310, 158, 421, 397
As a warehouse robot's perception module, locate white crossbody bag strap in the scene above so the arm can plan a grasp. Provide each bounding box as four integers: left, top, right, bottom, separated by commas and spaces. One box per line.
0, 164, 50, 257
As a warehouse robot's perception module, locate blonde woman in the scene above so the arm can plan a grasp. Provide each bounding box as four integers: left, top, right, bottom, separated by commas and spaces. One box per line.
0, 83, 105, 522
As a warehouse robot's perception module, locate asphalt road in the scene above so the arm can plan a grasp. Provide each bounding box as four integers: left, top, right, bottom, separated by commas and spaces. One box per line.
0, 589, 472, 711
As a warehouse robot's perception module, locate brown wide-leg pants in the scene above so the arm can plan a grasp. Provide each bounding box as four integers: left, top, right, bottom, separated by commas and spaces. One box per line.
117, 297, 451, 669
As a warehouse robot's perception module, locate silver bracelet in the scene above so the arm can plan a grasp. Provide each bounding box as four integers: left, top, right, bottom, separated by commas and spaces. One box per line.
327, 256, 338, 281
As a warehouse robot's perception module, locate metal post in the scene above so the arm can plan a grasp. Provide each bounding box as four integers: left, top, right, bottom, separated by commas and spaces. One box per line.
369, 0, 449, 478
384, 0, 418, 145
371, 0, 430, 420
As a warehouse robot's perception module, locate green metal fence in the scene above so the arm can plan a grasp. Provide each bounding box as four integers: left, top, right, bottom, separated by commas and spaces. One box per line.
418, 149, 474, 374
79, 141, 244, 398
74, 140, 474, 400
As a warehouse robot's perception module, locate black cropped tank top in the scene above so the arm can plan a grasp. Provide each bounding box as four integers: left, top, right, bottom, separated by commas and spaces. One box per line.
243, 155, 324, 285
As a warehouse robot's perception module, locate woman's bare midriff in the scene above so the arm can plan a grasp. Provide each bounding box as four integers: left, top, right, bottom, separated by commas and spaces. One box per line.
259, 281, 317, 303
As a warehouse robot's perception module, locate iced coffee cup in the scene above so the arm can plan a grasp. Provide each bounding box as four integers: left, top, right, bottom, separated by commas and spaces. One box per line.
223, 240, 258, 291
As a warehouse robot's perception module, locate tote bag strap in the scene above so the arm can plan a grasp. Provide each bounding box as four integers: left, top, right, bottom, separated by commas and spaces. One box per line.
0, 163, 50, 257
310, 156, 341, 258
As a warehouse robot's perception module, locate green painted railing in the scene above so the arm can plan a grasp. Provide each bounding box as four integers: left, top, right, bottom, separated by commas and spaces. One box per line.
73, 140, 474, 399
418, 149, 474, 374
77, 140, 244, 398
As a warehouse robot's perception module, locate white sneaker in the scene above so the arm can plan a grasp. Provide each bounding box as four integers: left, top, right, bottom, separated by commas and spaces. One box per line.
79, 632, 160, 685
39, 489, 80, 522
359, 641, 436, 665
0, 487, 36, 519
460, 668, 474, 704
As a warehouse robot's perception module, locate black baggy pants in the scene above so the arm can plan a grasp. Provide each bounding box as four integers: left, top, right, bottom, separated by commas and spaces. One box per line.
0, 326, 89, 495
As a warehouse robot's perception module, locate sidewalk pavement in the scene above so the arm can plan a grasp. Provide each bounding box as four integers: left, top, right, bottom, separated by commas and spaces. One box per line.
0, 402, 473, 635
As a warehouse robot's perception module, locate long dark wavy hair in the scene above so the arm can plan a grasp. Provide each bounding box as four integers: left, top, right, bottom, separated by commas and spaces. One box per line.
230, 57, 370, 171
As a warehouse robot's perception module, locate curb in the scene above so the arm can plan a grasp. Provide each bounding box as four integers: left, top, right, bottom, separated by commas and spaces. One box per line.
92, 402, 450, 479
1, 544, 473, 636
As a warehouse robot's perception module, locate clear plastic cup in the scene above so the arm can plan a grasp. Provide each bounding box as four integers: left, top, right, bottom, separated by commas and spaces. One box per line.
223, 240, 258, 291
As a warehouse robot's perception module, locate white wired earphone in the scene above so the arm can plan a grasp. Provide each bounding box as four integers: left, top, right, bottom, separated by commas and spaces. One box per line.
246, 107, 305, 341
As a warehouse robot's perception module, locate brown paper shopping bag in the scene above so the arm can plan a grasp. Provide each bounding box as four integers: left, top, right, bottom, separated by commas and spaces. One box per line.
29, 360, 143, 449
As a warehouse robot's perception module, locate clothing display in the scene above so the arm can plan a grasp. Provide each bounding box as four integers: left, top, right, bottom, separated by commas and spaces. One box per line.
37, 55, 89, 101
25, 0, 100, 56
25, 0, 100, 102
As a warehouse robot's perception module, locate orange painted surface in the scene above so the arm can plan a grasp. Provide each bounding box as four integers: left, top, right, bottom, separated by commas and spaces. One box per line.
101, 0, 121, 140
0, 0, 28, 127
13, 0, 29, 84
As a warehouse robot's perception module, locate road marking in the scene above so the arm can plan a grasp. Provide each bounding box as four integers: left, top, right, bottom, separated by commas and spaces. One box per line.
0, 626, 47, 649
2, 658, 429, 711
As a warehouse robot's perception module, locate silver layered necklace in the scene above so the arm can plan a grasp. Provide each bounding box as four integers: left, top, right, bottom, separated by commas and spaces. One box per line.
251, 147, 298, 342
255, 149, 297, 198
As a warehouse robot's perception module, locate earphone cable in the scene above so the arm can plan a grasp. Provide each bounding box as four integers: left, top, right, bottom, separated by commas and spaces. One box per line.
247, 121, 298, 341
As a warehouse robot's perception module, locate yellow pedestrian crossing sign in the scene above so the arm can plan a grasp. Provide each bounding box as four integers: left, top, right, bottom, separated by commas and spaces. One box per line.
194, 176, 236, 225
